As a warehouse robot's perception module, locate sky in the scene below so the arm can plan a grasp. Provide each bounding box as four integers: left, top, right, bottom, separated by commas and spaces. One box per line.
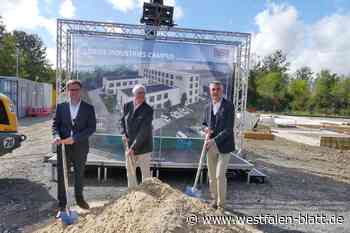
0, 0, 349, 75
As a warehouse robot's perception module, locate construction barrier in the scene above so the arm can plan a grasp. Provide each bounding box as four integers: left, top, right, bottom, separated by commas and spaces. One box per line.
26, 107, 51, 117
0, 76, 53, 118
320, 136, 350, 150
321, 123, 350, 135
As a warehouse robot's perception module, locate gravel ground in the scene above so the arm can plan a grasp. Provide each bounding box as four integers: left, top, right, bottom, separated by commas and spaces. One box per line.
0, 117, 126, 233
234, 137, 350, 233
0, 116, 349, 233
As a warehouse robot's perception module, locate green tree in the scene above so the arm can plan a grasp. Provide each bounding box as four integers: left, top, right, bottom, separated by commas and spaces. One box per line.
295, 66, 313, 81
0, 16, 5, 43
261, 50, 290, 73
13, 30, 48, 81
309, 70, 338, 114
248, 50, 290, 111
247, 64, 261, 109
40, 67, 56, 85
0, 22, 55, 84
256, 72, 289, 112
0, 18, 16, 76
0, 34, 28, 77
331, 76, 350, 115
288, 79, 310, 111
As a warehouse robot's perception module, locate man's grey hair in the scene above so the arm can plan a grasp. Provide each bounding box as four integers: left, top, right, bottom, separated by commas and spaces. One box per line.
209, 80, 223, 87
132, 84, 146, 95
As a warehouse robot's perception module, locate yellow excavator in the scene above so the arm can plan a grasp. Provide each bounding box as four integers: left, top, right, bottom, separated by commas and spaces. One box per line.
0, 93, 26, 156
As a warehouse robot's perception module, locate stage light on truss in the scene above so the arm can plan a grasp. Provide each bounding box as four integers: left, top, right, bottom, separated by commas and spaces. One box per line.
152, 0, 163, 4
140, 2, 174, 27
159, 5, 174, 26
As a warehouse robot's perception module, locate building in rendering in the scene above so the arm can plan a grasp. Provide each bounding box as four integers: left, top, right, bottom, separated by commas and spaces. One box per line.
139, 66, 200, 105
117, 84, 181, 110
102, 75, 145, 95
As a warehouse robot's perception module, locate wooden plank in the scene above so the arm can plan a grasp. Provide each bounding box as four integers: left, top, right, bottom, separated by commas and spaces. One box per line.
322, 123, 350, 135
320, 136, 350, 150
297, 124, 321, 129
244, 131, 274, 140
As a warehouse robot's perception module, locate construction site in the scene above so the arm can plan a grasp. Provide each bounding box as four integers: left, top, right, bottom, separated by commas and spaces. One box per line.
1, 1, 350, 233
1, 114, 350, 233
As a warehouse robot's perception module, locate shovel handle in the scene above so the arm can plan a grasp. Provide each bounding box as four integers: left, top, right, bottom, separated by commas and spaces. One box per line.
123, 140, 136, 176
61, 145, 71, 213
192, 134, 210, 190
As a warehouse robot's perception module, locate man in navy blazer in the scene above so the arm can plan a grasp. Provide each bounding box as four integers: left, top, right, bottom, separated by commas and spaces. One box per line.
202, 80, 235, 212
52, 80, 96, 211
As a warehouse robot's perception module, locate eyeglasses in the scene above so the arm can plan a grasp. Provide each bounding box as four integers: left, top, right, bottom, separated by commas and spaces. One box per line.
135, 92, 145, 95
69, 88, 81, 92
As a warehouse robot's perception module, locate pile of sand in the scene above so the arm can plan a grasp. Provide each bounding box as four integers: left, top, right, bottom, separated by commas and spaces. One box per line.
35, 178, 262, 233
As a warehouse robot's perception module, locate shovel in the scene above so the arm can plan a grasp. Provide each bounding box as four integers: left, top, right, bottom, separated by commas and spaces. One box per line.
185, 133, 210, 198
123, 137, 136, 176
56, 144, 79, 225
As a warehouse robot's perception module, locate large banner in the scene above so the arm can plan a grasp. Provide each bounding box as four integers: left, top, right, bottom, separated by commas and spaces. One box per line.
74, 36, 236, 161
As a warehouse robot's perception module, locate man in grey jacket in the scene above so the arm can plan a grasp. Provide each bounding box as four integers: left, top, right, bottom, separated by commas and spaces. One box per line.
120, 84, 153, 188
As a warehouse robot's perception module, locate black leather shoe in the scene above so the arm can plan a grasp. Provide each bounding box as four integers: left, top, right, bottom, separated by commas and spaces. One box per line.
76, 199, 90, 210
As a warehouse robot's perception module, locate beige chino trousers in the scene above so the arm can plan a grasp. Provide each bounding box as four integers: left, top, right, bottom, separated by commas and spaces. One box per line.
126, 152, 152, 188
206, 142, 231, 208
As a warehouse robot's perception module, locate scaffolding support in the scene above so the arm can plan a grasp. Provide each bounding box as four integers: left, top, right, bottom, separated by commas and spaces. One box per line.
56, 18, 251, 153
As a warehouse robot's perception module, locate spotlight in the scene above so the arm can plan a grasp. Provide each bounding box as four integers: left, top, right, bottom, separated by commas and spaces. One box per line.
140, 0, 174, 27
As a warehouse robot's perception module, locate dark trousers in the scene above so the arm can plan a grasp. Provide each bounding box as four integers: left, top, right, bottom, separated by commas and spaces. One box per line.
57, 144, 87, 208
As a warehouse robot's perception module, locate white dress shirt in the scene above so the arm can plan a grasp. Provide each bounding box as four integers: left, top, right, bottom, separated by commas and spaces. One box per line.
133, 101, 143, 113
69, 99, 81, 135
212, 98, 222, 115
53, 99, 81, 140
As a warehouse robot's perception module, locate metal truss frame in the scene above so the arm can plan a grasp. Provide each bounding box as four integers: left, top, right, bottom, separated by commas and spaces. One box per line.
56, 18, 251, 153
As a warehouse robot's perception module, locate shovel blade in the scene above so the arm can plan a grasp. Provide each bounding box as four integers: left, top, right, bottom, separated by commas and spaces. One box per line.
58, 210, 79, 225
185, 186, 202, 198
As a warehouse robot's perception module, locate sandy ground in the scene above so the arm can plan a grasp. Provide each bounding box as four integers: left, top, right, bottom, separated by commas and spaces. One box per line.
0, 116, 349, 233
35, 178, 262, 233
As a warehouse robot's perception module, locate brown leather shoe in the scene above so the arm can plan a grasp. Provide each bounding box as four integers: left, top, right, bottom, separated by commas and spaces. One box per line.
76, 199, 90, 210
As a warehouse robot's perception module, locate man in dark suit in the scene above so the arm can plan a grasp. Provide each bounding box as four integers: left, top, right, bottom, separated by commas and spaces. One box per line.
202, 80, 235, 212
52, 80, 96, 211
120, 84, 153, 188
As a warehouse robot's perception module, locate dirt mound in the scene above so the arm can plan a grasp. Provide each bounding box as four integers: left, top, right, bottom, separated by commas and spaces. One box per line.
35, 178, 262, 233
